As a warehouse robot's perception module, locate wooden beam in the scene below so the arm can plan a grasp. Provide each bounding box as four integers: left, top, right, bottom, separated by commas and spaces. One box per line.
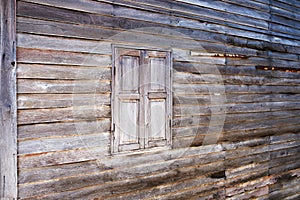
0, 0, 17, 199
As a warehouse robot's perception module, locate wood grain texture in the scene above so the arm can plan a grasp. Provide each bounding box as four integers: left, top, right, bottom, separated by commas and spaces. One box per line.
14, 0, 300, 199
0, 0, 17, 199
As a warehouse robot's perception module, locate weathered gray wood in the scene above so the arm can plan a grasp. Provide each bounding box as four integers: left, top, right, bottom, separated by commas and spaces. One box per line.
18, 159, 225, 198
173, 102, 300, 118
99, 0, 269, 33
174, 84, 300, 95
17, 0, 300, 50
18, 93, 110, 110
17, 33, 112, 54
18, 119, 111, 140
17, 17, 230, 55
173, 123, 300, 145
17, 64, 111, 80
174, 72, 300, 86
175, 0, 270, 20
221, 0, 269, 11
17, 0, 269, 36
17, 48, 111, 66
18, 132, 109, 155
174, 94, 300, 106
270, 146, 299, 159
14, 0, 300, 199
222, 125, 300, 142
16, 2, 300, 49
0, 0, 17, 199
226, 176, 272, 197
173, 62, 300, 79
18, 146, 110, 169
18, 105, 110, 125
173, 110, 300, 128
17, 79, 110, 94
23, 0, 114, 15
18, 160, 101, 184
19, 147, 224, 184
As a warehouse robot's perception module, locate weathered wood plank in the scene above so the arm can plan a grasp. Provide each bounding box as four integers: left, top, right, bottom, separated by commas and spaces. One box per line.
19, 1, 298, 51
174, 94, 300, 105
18, 93, 110, 109
223, 117, 300, 133
174, 102, 300, 117
226, 163, 269, 183
173, 122, 300, 146
18, 159, 225, 198
0, 0, 17, 198
18, 119, 111, 140
269, 155, 300, 175
19, 174, 223, 200
17, 16, 120, 40
18, 106, 111, 125
16, 17, 230, 53
17, 64, 111, 80
106, 177, 223, 200
147, 179, 225, 200
23, 0, 114, 15
18, 1, 226, 43
17, 79, 110, 94
269, 170, 300, 199
18, 160, 101, 184
174, 72, 300, 86
17, 0, 269, 33
226, 176, 273, 197
270, 133, 300, 144
19, 149, 224, 184
18, 132, 110, 155
17, 33, 112, 54
227, 185, 270, 199
175, 0, 270, 20
222, 124, 300, 142
225, 145, 268, 160
270, 146, 299, 160
16, 1, 300, 49
18, 146, 110, 169
271, 4, 300, 22
271, 14, 300, 31
173, 62, 300, 79
100, 0, 269, 32
221, 0, 269, 12
17, 47, 111, 66
173, 84, 300, 95
272, 0, 300, 12
173, 110, 300, 128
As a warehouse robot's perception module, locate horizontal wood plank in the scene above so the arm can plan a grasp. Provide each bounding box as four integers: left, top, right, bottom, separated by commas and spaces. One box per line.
18, 79, 110, 94
18, 106, 111, 125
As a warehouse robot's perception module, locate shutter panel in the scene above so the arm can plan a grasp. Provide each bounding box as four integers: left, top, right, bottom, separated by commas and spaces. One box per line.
113, 48, 142, 153
145, 50, 171, 148
112, 48, 171, 153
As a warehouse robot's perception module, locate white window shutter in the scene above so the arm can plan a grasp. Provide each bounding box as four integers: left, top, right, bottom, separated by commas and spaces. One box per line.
144, 50, 172, 148
113, 48, 142, 153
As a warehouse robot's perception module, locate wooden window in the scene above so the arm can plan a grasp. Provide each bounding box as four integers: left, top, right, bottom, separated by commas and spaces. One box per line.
112, 47, 172, 153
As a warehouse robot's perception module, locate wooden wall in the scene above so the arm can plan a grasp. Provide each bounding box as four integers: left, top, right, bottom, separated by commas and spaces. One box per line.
16, 0, 300, 199
0, 0, 17, 199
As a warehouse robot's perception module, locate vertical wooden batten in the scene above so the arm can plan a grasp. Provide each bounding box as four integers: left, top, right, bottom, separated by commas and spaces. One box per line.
0, 0, 17, 199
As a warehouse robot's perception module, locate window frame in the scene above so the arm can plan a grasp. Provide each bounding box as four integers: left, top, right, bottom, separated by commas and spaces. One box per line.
111, 45, 173, 154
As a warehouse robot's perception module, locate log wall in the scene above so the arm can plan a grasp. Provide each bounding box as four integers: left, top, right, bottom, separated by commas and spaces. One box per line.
16, 0, 300, 199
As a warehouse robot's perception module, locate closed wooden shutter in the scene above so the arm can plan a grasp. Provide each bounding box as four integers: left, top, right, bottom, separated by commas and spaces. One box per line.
144, 51, 172, 148
112, 47, 171, 153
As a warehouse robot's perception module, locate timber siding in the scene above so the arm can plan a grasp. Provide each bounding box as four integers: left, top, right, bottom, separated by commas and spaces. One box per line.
15, 0, 300, 199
